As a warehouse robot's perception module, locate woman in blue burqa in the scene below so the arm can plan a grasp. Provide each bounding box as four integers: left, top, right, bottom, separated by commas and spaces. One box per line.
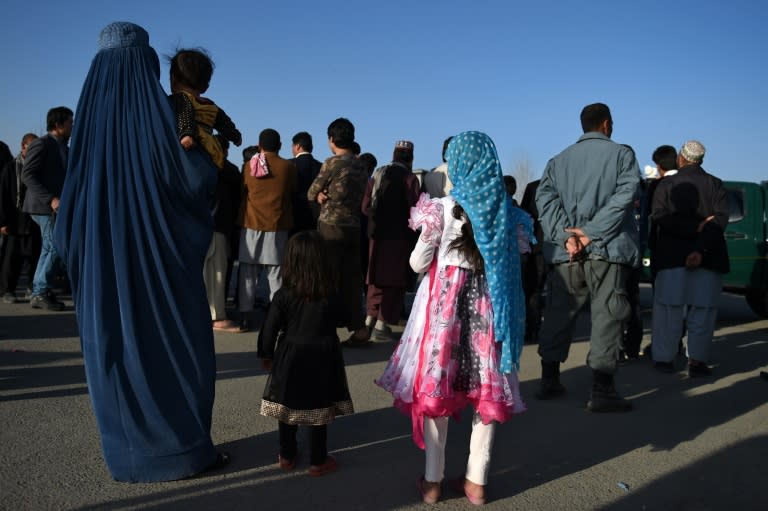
54, 22, 228, 482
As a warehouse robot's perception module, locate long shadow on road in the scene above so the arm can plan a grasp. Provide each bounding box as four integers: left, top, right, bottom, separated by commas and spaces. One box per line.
68, 325, 768, 510
488, 324, 768, 504
0, 312, 79, 340
4, 286, 765, 509
599, 435, 768, 511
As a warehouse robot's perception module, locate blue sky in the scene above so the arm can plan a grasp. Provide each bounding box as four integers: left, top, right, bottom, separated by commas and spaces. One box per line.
1, 0, 766, 186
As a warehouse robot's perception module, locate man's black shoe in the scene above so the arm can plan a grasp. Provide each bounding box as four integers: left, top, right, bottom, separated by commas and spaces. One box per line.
535, 379, 566, 400
654, 361, 676, 373
586, 384, 632, 413
30, 293, 65, 311
688, 363, 712, 378
642, 344, 653, 358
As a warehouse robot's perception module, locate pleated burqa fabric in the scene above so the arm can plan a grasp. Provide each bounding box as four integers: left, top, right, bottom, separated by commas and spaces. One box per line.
53, 22, 219, 482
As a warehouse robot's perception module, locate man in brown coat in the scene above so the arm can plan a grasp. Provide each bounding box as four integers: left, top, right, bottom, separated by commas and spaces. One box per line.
237, 129, 297, 329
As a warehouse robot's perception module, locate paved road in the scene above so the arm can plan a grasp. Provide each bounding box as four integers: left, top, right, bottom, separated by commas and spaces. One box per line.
1, 287, 767, 510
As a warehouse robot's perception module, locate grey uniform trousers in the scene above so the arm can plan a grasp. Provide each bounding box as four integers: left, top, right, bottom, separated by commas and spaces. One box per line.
538, 259, 631, 374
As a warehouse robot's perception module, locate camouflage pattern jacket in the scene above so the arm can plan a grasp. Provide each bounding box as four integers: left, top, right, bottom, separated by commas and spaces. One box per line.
307, 154, 368, 229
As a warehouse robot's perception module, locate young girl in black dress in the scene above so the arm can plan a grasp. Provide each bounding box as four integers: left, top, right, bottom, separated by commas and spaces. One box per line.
258, 231, 354, 476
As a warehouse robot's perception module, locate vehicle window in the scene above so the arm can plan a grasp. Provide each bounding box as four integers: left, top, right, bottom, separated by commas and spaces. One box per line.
726, 188, 744, 223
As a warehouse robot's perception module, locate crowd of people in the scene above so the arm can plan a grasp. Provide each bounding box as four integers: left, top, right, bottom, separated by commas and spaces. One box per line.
0, 20, 742, 504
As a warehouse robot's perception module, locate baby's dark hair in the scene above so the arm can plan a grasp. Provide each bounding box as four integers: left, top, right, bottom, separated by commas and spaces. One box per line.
448, 203, 485, 272
169, 48, 214, 93
282, 231, 338, 300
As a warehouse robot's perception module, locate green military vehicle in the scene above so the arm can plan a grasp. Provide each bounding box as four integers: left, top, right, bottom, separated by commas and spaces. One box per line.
722, 181, 768, 317
642, 180, 768, 318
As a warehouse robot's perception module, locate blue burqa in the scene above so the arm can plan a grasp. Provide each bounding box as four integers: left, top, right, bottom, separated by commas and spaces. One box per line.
53, 22, 219, 482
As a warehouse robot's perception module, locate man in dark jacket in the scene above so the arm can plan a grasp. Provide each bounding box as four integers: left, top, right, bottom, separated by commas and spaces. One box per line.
21, 106, 73, 310
0, 134, 41, 302
290, 131, 322, 234
0, 140, 14, 291
521, 179, 545, 343
650, 140, 728, 377
641, 144, 680, 359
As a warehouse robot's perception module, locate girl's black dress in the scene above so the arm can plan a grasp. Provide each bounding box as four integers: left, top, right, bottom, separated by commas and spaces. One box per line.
258, 287, 354, 425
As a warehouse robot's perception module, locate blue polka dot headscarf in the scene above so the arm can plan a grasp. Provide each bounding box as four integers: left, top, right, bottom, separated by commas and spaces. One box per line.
446, 131, 519, 372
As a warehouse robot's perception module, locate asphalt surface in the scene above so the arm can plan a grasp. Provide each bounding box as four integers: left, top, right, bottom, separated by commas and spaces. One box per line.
1, 286, 767, 510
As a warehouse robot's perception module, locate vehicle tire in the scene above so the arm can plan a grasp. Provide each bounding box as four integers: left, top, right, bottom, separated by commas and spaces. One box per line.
746, 289, 768, 318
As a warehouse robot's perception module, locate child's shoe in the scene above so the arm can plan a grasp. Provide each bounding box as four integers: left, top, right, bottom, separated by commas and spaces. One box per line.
450, 477, 485, 506
418, 476, 441, 504
308, 455, 337, 477
278, 454, 296, 472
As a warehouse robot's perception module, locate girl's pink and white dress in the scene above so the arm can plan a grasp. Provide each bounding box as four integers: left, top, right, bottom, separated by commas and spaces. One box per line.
376, 195, 525, 448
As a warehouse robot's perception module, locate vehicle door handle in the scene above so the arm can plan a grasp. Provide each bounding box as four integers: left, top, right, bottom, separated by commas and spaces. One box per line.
725, 232, 747, 239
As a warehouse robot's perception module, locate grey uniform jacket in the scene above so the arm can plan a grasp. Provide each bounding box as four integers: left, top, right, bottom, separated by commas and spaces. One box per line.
535, 132, 640, 267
